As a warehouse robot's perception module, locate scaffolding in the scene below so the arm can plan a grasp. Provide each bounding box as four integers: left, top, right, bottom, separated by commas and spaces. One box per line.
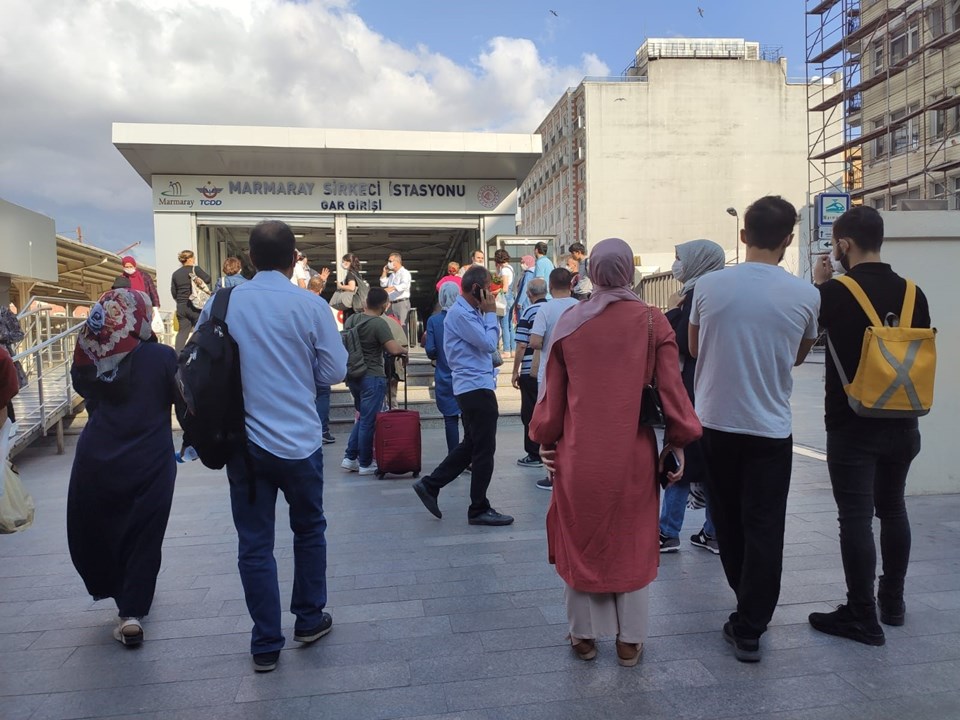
806, 0, 960, 211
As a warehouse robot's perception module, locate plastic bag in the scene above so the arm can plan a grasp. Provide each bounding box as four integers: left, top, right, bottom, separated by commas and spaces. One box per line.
0, 461, 35, 533
151, 309, 164, 336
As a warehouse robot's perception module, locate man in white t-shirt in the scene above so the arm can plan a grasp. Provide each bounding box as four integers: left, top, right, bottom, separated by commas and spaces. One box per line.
689, 195, 820, 664
529, 267, 579, 491
291, 251, 311, 289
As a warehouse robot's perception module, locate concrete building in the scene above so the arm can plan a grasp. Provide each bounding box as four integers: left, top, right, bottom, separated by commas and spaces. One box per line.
519, 39, 827, 273
807, 0, 960, 210
0, 199, 57, 307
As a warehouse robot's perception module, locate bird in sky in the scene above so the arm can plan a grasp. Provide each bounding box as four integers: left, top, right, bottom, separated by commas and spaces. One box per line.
550, 9, 559, 16
698, 6, 704, 16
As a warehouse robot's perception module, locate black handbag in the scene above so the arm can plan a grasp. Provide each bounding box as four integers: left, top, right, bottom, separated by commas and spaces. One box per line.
640, 308, 665, 428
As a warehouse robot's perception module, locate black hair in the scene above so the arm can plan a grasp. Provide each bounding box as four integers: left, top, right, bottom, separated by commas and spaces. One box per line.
249, 220, 296, 272
743, 196, 798, 251
833, 206, 884, 252
367, 286, 389, 309
549, 267, 573, 292
569, 242, 586, 255
535, 241, 549, 256
342, 253, 361, 270
461, 265, 490, 294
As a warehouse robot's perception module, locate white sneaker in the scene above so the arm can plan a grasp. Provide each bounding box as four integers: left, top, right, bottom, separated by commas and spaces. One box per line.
341, 458, 359, 472
358, 463, 378, 476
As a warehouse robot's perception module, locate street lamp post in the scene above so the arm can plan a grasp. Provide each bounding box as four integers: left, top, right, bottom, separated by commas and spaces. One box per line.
726, 207, 740, 264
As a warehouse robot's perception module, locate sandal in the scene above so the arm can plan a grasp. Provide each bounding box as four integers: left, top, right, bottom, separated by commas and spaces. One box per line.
113, 618, 144, 647
568, 635, 597, 661
616, 639, 643, 667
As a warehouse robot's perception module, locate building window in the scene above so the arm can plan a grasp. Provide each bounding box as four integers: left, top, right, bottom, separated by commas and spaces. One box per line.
872, 41, 884, 73
890, 188, 921, 209
927, 3, 946, 38
932, 182, 946, 200
873, 117, 887, 159
891, 105, 920, 155
871, 197, 886, 210
931, 107, 946, 140
954, 177, 960, 210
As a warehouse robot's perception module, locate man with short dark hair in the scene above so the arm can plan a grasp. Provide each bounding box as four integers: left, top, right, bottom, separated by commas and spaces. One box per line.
512, 277, 548, 469
689, 196, 820, 663
534, 241, 555, 287
380, 252, 412, 334
340, 287, 408, 476
197, 220, 347, 673
808, 206, 931, 646
569, 242, 593, 299
412, 265, 514, 526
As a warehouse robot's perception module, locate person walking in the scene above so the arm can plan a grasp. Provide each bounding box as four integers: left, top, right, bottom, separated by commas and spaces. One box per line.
808, 206, 931, 645
530, 237, 702, 667
534, 241, 555, 286
528, 268, 580, 490
307, 276, 337, 445
512, 278, 548, 470
412, 266, 514, 527
689, 196, 820, 663
425, 283, 462, 453
195, 220, 347, 673
569, 242, 593, 300
67, 289, 178, 647
337, 253, 364, 321
214, 257, 248, 292
658, 239, 726, 554
170, 250, 212, 352
340, 287, 408, 475
114, 257, 160, 310
380, 252, 412, 334
494, 249, 516, 357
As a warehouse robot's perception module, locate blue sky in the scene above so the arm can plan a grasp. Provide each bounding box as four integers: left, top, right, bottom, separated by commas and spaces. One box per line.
1, 0, 810, 265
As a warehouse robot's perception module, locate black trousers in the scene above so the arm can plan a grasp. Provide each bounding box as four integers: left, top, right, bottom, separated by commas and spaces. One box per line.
702, 428, 793, 640
827, 425, 920, 609
175, 302, 200, 353
422, 389, 498, 518
518, 374, 540, 460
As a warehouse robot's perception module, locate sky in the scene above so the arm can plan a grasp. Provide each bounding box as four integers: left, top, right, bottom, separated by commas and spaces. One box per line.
0, 0, 808, 266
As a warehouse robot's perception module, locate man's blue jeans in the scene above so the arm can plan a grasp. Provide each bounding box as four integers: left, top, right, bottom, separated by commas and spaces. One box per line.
345, 374, 386, 467
315, 384, 331, 434
660, 480, 715, 539
226, 442, 327, 655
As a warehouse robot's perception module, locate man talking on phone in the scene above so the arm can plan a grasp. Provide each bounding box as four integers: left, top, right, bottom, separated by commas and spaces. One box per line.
413, 266, 514, 526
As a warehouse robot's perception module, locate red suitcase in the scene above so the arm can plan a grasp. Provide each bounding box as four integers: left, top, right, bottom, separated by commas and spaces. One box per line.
374, 366, 421, 478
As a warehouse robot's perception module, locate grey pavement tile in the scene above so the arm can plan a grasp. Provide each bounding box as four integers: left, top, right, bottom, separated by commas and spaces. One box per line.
409, 645, 581, 685
895, 690, 960, 715
537, 604, 567, 625
742, 700, 909, 720
234, 659, 410, 702
507, 588, 564, 608
353, 571, 418, 589
914, 589, 960, 611
479, 625, 569, 652
849, 632, 960, 665
448, 608, 547, 633
0, 600, 30, 617
309, 684, 448, 720
60, 633, 252, 668
896, 608, 960, 637
114, 696, 313, 720
442, 671, 581, 712
573, 658, 720, 697
327, 585, 401, 607
3, 691, 48, 720
382, 631, 485, 662
0, 647, 76, 674
31, 677, 244, 720
422, 593, 516, 617
398, 578, 500, 601
333, 599, 424, 624
376, 615, 453, 640
0, 631, 43, 652
839, 659, 960, 700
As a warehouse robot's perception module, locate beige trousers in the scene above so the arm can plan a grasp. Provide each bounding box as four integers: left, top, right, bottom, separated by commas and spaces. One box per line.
564, 583, 650, 645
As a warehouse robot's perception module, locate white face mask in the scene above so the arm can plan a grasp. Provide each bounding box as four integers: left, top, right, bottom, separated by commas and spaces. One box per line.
341, 263, 350, 270
830, 256, 845, 275
124, 267, 136, 275
671, 259, 683, 281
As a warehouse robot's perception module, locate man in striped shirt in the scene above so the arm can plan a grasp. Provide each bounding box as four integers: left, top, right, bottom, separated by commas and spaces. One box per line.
511, 278, 548, 469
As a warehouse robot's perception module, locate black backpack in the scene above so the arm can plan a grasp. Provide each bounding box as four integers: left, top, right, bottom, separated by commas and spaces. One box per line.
175, 287, 247, 472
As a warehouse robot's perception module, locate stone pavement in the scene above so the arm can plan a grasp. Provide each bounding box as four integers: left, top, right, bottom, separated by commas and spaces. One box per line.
3, 359, 960, 720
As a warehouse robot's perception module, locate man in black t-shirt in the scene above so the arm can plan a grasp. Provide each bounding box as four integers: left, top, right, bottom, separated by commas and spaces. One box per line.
810, 206, 931, 646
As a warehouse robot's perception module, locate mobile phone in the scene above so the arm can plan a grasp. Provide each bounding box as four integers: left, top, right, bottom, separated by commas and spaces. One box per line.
660, 450, 680, 490
471, 284, 484, 301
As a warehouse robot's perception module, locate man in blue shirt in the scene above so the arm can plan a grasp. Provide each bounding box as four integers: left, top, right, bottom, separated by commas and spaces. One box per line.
197, 220, 347, 673
534, 241, 555, 288
413, 266, 514, 526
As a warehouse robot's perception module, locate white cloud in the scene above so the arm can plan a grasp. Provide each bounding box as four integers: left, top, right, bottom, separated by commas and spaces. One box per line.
0, 0, 608, 222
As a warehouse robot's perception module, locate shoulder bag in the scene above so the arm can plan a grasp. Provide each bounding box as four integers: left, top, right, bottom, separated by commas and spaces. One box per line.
639, 308, 665, 428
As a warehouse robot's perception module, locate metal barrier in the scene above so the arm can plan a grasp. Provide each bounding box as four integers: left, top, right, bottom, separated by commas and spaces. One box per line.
638, 271, 681, 311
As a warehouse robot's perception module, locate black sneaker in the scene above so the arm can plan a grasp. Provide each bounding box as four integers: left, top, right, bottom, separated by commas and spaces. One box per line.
723, 621, 761, 663
878, 599, 905, 627
469, 509, 515, 526
517, 455, 543, 469
808, 604, 885, 646
536, 477, 553, 491
253, 650, 280, 673
294, 612, 333, 643
413, 479, 442, 519
659, 533, 680, 553
690, 529, 720, 555
322, 431, 336, 444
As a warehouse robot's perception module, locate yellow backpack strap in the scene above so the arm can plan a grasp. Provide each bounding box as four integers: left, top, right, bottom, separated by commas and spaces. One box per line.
900, 281, 916, 329
835, 275, 882, 327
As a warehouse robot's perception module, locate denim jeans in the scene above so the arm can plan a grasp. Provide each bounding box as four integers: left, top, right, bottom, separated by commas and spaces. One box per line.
499, 302, 515, 352
827, 425, 921, 608
443, 415, 461, 454
315, 384, 331, 434
226, 442, 327, 655
345, 374, 386, 467
702, 428, 793, 640
659, 480, 715, 539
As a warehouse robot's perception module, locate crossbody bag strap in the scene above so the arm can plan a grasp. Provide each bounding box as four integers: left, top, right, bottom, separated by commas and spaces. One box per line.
835, 275, 882, 327
646, 307, 656, 386
825, 333, 853, 388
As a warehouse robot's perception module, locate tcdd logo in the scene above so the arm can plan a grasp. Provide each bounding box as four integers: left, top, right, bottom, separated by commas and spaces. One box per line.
197, 181, 224, 202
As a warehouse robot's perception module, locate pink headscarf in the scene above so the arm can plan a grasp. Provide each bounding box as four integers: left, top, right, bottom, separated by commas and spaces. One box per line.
540, 238, 645, 392
520, 255, 535, 271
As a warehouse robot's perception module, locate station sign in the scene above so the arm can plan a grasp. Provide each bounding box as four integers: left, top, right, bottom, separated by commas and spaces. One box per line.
817, 193, 850, 226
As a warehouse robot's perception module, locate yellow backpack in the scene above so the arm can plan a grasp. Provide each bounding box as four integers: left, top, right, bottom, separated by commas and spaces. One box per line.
826, 275, 936, 418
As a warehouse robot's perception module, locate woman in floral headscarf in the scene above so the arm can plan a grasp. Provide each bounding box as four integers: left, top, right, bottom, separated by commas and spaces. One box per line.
67, 289, 178, 647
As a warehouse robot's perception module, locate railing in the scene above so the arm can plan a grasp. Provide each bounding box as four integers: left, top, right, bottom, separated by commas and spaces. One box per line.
16, 296, 96, 374
637, 271, 682, 311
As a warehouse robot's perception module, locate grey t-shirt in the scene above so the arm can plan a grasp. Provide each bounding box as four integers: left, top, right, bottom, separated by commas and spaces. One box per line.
531, 296, 580, 386
690, 262, 820, 439
344, 313, 394, 379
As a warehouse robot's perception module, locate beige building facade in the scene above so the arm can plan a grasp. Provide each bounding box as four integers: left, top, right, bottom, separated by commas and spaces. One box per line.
519, 39, 827, 273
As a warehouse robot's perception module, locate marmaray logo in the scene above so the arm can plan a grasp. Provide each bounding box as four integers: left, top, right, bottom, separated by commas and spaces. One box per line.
161, 181, 184, 197
197, 181, 225, 206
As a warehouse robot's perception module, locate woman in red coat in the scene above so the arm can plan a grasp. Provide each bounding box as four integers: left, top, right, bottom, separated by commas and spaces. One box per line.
530, 237, 702, 667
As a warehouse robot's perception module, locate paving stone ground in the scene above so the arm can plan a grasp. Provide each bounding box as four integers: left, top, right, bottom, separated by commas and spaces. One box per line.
2, 358, 960, 719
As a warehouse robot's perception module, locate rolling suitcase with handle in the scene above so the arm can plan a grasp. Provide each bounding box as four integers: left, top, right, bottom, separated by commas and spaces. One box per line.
374, 364, 421, 478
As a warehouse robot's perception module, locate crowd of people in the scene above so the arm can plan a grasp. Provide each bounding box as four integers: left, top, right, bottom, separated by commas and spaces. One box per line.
55, 197, 931, 675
